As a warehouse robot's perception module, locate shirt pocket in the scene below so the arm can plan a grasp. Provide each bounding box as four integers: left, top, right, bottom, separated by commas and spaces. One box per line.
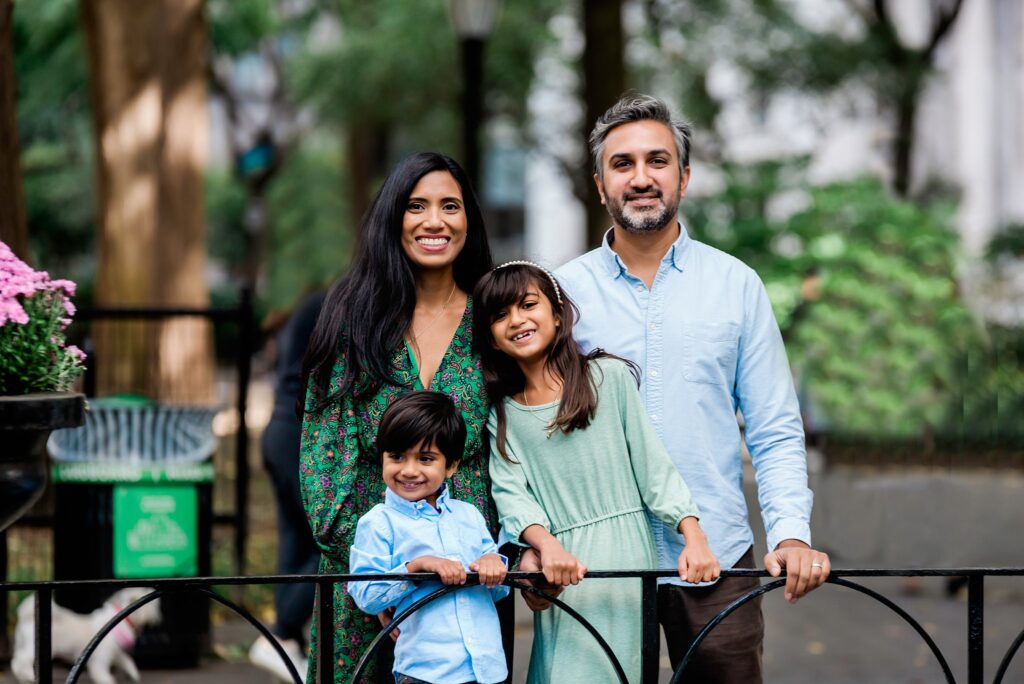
682, 321, 741, 386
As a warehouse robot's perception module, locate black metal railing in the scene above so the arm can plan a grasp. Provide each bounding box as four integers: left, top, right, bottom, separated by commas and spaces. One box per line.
3, 567, 1023, 684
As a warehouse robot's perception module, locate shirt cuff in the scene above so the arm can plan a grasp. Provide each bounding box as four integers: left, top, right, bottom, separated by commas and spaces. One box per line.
766, 518, 812, 553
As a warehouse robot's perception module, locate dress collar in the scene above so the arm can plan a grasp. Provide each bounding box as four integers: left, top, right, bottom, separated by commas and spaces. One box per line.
599, 223, 690, 278
384, 483, 453, 518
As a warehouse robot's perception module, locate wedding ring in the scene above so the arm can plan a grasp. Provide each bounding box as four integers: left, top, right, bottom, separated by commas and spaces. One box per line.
811, 562, 823, 568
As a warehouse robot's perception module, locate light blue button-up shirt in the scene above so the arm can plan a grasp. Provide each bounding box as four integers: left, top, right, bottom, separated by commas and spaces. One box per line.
348, 485, 510, 684
556, 226, 813, 583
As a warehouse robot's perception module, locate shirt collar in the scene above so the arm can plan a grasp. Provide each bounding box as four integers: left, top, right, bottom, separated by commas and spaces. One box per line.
384, 483, 453, 517
599, 223, 690, 278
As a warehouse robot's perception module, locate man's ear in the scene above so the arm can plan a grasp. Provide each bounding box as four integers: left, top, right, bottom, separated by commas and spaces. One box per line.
679, 165, 691, 199
593, 173, 607, 206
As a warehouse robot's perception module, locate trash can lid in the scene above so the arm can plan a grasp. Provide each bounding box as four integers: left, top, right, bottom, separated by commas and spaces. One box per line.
48, 403, 221, 465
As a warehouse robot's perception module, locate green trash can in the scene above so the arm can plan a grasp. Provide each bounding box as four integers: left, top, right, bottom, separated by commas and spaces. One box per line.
48, 397, 218, 668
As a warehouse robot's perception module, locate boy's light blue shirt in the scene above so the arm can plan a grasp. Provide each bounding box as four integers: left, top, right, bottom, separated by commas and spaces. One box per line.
556, 226, 813, 583
349, 485, 510, 684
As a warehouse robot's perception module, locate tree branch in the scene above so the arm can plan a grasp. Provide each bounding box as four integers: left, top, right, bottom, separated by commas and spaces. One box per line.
925, 0, 964, 59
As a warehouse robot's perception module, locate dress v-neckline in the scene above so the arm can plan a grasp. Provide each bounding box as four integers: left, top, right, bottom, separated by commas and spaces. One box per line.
405, 301, 470, 390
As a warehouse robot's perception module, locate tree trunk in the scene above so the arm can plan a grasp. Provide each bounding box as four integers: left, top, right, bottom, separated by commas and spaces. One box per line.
81, 0, 214, 403
346, 122, 389, 241
583, 0, 625, 249
892, 86, 918, 197
0, 0, 28, 260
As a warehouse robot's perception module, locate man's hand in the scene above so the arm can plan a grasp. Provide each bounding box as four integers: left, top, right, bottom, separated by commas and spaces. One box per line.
470, 553, 507, 588
376, 607, 399, 641
764, 539, 831, 604
518, 547, 564, 612
407, 555, 467, 585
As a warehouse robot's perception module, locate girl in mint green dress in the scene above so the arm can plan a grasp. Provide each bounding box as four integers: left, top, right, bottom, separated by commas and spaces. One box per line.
472, 262, 721, 684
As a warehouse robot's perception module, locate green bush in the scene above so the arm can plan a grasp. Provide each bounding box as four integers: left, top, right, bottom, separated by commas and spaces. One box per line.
687, 169, 977, 440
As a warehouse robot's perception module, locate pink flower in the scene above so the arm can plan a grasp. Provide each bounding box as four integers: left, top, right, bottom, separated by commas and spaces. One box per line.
66, 345, 87, 363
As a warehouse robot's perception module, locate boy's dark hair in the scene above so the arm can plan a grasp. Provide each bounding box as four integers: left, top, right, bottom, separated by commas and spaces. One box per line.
376, 391, 467, 465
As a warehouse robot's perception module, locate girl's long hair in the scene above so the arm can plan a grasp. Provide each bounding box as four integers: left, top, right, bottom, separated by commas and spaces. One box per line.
472, 263, 638, 460
302, 152, 493, 413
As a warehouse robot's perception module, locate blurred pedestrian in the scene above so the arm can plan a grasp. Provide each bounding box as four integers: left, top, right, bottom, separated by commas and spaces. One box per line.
249, 290, 325, 682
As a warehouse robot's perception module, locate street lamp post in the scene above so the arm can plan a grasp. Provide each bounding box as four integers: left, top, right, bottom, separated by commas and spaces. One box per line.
448, 0, 498, 191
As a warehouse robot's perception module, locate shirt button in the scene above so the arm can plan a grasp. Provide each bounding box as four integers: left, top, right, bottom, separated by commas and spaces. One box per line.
635, 285, 644, 293
650, 413, 658, 422
649, 323, 657, 332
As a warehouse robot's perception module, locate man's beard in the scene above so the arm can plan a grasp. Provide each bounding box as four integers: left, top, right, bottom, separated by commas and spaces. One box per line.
606, 187, 680, 234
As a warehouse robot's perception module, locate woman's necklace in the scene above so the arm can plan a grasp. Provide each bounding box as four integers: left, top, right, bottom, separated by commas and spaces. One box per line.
520, 386, 556, 438
408, 282, 457, 352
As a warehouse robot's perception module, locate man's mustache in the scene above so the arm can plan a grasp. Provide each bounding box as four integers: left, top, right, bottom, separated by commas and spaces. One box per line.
623, 188, 663, 201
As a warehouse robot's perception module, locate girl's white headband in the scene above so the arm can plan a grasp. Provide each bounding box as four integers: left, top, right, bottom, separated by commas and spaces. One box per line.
494, 260, 563, 304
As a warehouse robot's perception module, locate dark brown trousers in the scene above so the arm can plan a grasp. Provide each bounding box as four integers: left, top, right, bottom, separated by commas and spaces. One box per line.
657, 546, 765, 683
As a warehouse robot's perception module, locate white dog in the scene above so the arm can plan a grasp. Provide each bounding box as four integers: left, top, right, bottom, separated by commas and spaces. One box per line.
10, 587, 161, 684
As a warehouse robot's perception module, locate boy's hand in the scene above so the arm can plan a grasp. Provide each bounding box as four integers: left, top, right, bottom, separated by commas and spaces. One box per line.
407, 555, 467, 585
537, 540, 587, 587
677, 517, 720, 584
470, 554, 507, 588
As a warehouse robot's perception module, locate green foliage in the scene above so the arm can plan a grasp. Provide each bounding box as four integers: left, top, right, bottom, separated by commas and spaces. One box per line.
291, 0, 557, 151
263, 135, 351, 314
687, 169, 977, 439
12, 0, 95, 283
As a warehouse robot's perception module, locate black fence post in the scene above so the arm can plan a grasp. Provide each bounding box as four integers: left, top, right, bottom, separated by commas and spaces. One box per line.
0, 531, 7, 664
967, 574, 984, 684
234, 286, 255, 577
34, 587, 52, 684
318, 578, 335, 684
641, 576, 659, 683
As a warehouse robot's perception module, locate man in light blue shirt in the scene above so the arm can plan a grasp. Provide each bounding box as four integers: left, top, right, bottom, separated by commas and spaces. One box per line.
554, 94, 831, 682
349, 391, 509, 684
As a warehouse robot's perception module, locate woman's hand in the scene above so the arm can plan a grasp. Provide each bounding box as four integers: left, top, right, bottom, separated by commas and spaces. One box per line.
518, 547, 564, 611
677, 517, 720, 584
470, 554, 507, 588
407, 555, 467, 585
376, 608, 399, 641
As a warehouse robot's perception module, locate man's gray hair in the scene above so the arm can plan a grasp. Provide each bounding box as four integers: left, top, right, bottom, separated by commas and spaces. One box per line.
589, 93, 692, 178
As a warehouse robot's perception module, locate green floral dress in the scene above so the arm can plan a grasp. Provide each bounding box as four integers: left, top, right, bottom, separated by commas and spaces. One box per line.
300, 300, 496, 683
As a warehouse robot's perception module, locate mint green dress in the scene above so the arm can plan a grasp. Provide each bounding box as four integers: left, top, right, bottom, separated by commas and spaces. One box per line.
488, 358, 699, 684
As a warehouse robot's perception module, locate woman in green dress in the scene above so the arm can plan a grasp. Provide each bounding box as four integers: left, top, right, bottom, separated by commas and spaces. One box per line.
300, 152, 496, 682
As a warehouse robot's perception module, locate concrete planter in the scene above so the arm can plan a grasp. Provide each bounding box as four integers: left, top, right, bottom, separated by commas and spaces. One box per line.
0, 392, 84, 532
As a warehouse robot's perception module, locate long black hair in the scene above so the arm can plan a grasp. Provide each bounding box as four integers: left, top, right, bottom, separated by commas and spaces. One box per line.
472, 263, 638, 460
302, 152, 493, 413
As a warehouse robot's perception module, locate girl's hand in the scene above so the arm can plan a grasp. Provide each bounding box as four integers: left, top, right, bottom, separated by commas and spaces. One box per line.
407, 555, 467, 585
470, 554, 508, 588
677, 517, 721, 584
538, 540, 587, 586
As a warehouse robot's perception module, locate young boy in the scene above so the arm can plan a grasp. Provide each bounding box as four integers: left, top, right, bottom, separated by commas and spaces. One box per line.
348, 391, 509, 684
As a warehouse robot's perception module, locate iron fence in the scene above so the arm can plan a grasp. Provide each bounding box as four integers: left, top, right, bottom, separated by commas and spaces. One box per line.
2, 567, 1022, 684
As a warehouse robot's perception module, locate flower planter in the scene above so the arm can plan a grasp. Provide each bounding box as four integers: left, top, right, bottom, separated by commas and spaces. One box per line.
0, 392, 85, 533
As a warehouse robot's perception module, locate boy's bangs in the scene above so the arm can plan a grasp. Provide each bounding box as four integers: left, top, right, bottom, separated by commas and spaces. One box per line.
376, 411, 437, 457
477, 267, 536, 317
